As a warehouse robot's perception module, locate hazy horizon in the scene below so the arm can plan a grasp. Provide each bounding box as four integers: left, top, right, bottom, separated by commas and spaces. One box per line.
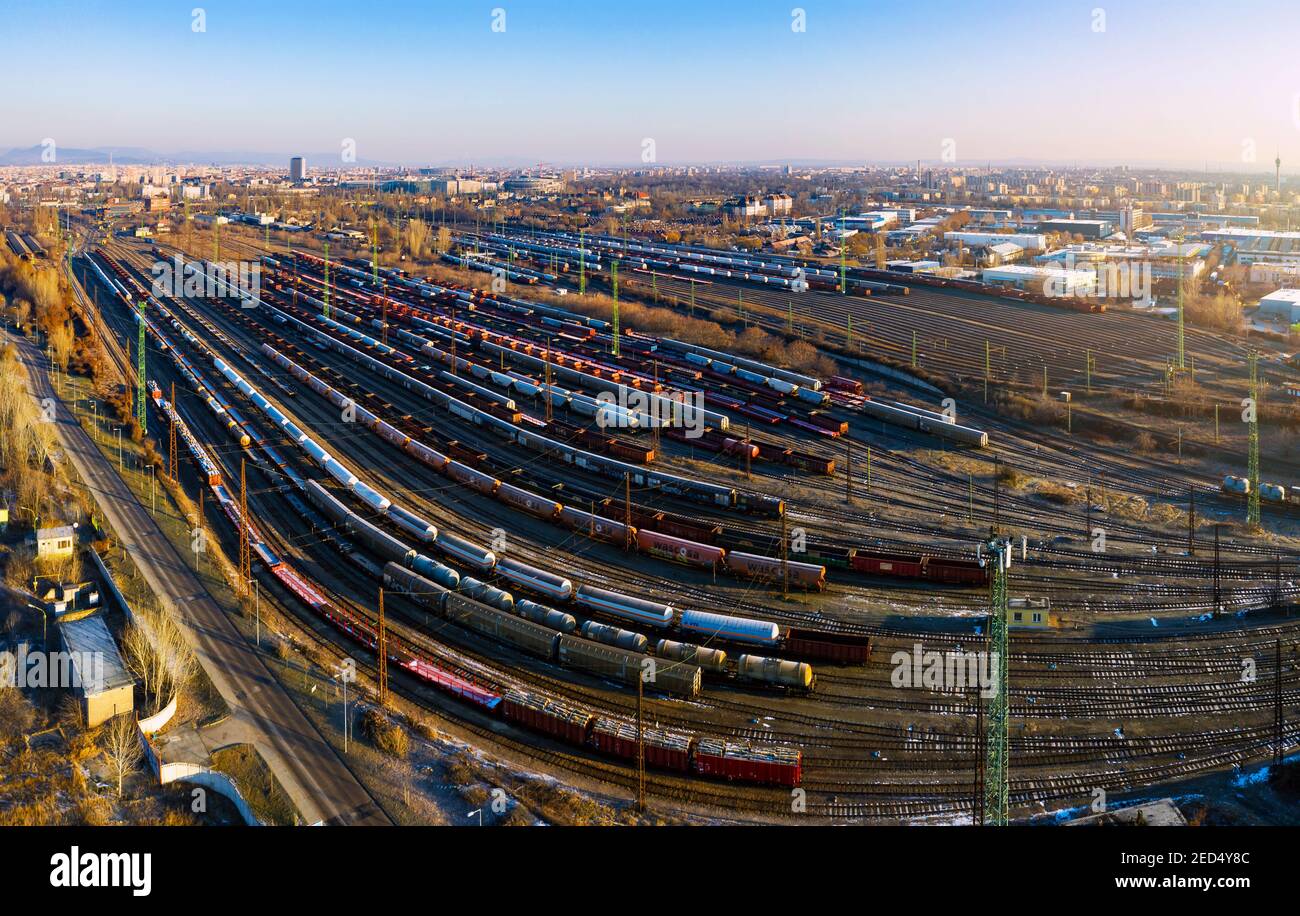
6, 0, 1300, 168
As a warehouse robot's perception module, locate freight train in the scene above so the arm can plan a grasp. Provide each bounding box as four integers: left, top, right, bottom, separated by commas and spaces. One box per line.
158, 387, 801, 789
1223, 475, 1300, 509
505, 688, 803, 788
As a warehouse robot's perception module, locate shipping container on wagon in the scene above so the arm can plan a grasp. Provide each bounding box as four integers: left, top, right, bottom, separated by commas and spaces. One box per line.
502, 688, 594, 745
590, 718, 693, 772
692, 738, 802, 788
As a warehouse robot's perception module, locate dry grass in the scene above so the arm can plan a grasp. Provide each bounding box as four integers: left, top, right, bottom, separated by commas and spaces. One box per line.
210, 744, 297, 826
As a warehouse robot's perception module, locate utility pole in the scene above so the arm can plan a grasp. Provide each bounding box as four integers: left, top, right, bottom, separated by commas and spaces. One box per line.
636, 674, 646, 814
544, 337, 553, 425
845, 441, 853, 504
323, 240, 331, 320
1213, 524, 1222, 612
377, 587, 389, 708
780, 509, 789, 599
624, 473, 632, 552
238, 459, 251, 599
1188, 487, 1196, 555
168, 381, 177, 481
135, 301, 147, 434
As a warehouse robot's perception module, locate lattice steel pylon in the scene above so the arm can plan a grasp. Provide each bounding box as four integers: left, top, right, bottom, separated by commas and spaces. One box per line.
238, 459, 251, 599
135, 301, 147, 434
1248, 352, 1261, 527
1176, 253, 1186, 371
983, 536, 1011, 826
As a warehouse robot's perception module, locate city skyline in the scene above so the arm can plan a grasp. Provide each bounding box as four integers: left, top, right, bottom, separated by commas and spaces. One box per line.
6, 0, 1300, 167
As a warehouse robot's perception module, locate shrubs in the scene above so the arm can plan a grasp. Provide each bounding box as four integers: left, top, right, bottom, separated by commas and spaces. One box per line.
361, 708, 409, 758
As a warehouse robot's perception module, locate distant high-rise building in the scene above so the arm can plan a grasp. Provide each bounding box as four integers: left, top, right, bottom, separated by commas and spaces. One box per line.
290, 156, 306, 182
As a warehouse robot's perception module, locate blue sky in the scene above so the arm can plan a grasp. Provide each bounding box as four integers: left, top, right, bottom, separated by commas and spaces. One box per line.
4, 0, 1299, 168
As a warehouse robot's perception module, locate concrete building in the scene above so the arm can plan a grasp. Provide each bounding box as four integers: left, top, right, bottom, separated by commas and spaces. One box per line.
1204, 228, 1300, 266
503, 175, 563, 194
982, 265, 1097, 296
722, 196, 767, 220
55, 613, 134, 728
36, 526, 75, 560
1119, 206, 1151, 236
289, 157, 306, 182
945, 231, 1047, 251
985, 241, 1025, 265
763, 193, 793, 217
1257, 288, 1300, 324
1039, 218, 1114, 239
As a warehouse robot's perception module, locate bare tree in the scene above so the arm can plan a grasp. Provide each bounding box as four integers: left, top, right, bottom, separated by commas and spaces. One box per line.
122, 608, 195, 714
101, 713, 143, 798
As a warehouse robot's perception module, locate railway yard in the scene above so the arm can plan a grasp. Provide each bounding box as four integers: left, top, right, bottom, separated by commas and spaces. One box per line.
63, 218, 1300, 825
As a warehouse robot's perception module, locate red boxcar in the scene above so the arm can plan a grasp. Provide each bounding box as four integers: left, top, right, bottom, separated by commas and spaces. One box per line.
784, 450, 836, 475
925, 558, 990, 586
606, 439, 655, 464
849, 549, 926, 580
786, 628, 872, 665
692, 738, 802, 788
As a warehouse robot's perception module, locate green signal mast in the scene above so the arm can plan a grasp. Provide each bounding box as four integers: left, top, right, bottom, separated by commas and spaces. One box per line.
1248, 352, 1260, 526
983, 535, 1012, 826
1176, 250, 1186, 371
611, 258, 620, 357
135, 299, 147, 434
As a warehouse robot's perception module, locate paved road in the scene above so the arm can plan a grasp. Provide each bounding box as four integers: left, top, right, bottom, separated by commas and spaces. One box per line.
14, 332, 389, 826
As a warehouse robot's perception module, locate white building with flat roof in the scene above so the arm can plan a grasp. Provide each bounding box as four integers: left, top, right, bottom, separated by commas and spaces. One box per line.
982, 265, 1097, 296
1257, 288, 1300, 323
946, 231, 1047, 251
